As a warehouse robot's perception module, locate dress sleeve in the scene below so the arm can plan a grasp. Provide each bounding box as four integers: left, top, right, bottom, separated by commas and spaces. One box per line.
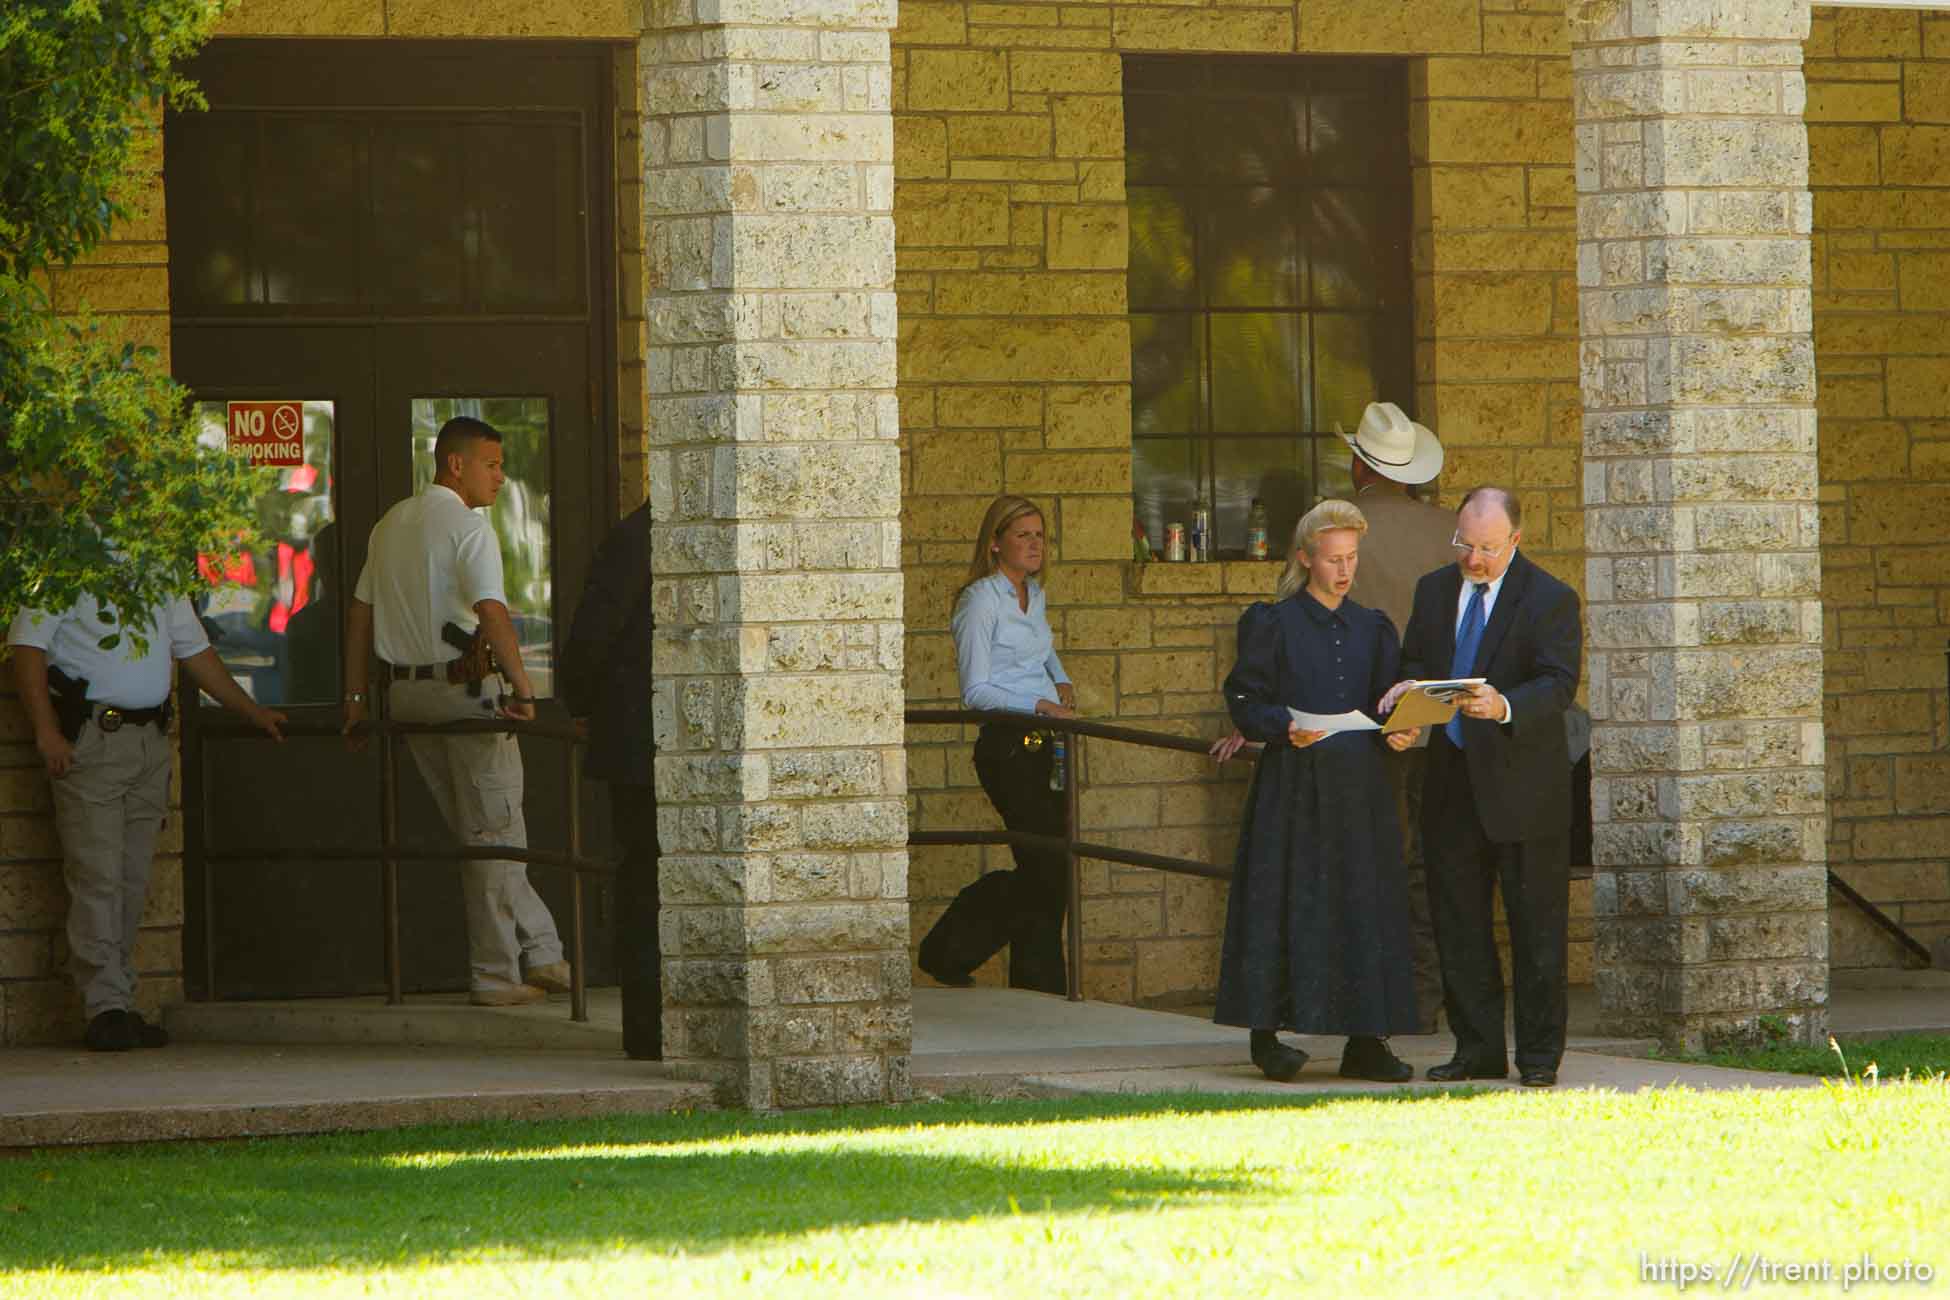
1223, 603, 1291, 744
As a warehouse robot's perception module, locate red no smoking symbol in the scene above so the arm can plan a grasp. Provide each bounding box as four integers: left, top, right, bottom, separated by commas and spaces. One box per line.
272, 405, 302, 440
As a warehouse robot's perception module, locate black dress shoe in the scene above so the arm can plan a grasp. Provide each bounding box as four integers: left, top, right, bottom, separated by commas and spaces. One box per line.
1519, 1066, 1557, 1088
125, 1011, 169, 1048
1250, 1030, 1309, 1082
1339, 1036, 1413, 1083
1425, 1057, 1509, 1082
84, 1010, 135, 1052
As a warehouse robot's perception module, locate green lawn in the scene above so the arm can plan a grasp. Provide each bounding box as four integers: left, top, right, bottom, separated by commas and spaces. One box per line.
1656, 1033, 1950, 1081
2, 1085, 1946, 1297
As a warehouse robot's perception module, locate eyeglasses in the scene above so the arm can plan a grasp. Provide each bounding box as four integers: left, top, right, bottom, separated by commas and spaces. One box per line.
1451, 533, 1513, 561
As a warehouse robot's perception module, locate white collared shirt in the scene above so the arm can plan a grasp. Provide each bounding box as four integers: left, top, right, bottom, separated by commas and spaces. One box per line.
354, 484, 506, 666
1453, 553, 1515, 725
953, 572, 1070, 714
7, 596, 209, 707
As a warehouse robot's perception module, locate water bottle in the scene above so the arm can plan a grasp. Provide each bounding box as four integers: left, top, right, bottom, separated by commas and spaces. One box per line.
1048, 731, 1067, 792
1246, 497, 1269, 560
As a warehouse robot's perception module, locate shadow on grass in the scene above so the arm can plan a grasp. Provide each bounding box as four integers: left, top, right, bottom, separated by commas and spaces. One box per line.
0, 1091, 1480, 1271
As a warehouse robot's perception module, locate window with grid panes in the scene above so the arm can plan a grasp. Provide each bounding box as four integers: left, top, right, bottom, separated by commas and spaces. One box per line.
1124, 57, 1415, 560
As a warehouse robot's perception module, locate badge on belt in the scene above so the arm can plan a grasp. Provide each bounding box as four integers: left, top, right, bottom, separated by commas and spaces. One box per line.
1021, 731, 1045, 752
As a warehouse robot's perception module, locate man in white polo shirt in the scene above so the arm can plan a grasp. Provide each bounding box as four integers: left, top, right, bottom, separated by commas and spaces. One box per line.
340, 415, 568, 1006
9, 594, 286, 1050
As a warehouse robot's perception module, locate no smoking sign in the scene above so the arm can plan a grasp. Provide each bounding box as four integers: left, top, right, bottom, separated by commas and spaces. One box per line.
226, 401, 306, 467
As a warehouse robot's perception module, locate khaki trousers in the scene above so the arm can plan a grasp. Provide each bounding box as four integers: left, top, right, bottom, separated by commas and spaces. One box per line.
387, 679, 563, 990
50, 718, 172, 1019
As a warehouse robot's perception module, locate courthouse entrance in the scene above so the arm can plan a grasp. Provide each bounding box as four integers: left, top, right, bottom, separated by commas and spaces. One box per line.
165, 41, 620, 999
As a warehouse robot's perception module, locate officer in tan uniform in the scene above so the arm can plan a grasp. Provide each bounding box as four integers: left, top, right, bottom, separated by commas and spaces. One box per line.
1210, 400, 1452, 1033
9, 596, 286, 1050
340, 415, 569, 1006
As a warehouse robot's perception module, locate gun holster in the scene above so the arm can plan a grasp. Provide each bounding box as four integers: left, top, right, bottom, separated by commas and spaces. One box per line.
46, 666, 94, 744
440, 621, 497, 698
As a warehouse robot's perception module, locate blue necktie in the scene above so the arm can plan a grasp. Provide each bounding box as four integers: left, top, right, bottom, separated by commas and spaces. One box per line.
1445, 582, 1488, 748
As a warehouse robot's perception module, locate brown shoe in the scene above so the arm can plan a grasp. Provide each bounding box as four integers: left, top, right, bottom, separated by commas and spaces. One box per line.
525, 961, 573, 994
470, 982, 546, 1007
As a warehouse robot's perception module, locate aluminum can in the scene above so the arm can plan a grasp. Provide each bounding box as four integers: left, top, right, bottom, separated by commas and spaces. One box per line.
1164, 523, 1187, 562
1191, 508, 1211, 562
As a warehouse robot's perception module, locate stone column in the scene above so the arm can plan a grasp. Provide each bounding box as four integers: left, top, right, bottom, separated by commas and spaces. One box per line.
1571, 0, 1829, 1051
643, 0, 910, 1107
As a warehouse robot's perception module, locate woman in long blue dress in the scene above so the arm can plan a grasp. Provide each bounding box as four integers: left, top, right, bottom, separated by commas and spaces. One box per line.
1216, 499, 1421, 1082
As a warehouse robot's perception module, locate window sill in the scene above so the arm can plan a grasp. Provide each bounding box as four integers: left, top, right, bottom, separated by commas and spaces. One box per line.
1127, 558, 1284, 600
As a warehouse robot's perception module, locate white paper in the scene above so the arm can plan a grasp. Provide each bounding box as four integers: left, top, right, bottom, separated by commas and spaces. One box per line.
1286, 707, 1380, 734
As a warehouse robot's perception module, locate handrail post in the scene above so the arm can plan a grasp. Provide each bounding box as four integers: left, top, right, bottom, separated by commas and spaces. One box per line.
1065, 725, 1083, 1003
566, 743, 587, 1023
380, 718, 402, 1007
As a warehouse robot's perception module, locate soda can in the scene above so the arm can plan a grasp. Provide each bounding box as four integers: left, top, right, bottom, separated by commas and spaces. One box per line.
1165, 523, 1187, 561
1191, 508, 1211, 562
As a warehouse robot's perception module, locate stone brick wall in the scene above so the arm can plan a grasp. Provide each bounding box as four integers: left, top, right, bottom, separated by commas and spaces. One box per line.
1805, 4, 1950, 968
892, 1, 1601, 1006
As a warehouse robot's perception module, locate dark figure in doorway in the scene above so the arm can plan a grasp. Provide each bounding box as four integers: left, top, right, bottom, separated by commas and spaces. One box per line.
561, 503, 660, 1058
917, 495, 1074, 995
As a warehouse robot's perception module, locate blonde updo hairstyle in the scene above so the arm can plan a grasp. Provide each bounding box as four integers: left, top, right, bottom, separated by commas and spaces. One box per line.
1273, 498, 1368, 602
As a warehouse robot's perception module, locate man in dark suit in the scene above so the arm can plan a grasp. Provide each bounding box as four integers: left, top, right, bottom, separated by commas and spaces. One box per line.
1383, 486, 1581, 1087
560, 503, 659, 1058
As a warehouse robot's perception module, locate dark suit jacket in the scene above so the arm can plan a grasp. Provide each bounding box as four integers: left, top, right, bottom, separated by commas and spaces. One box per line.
1398, 550, 1582, 844
560, 504, 653, 786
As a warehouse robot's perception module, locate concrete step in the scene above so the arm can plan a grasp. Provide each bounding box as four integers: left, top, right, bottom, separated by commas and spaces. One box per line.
165, 991, 625, 1051
2, 1044, 711, 1147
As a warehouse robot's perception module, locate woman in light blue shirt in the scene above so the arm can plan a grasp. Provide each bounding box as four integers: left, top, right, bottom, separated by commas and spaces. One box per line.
917, 495, 1075, 994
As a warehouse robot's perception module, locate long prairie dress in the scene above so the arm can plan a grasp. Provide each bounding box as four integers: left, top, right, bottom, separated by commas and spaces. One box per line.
1213, 591, 1420, 1035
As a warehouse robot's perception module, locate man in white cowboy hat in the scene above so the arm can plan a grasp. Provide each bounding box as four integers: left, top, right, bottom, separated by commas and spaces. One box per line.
1340, 400, 1453, 1038
1341, 400, 1451, 635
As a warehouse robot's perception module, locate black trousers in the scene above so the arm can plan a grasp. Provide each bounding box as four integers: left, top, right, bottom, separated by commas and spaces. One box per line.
610, 782, 662, 1060
919, 723, 1069, 993
1422, 737, 1569, 1070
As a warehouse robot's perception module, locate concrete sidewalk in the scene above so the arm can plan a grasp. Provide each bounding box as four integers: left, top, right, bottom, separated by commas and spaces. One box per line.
2, 972, 1943, 1147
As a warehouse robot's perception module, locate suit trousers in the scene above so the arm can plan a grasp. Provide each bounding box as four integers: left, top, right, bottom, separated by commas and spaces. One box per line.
388, 680, 564, 991
919, 723, 1068, 993
1422, 735, 1570, 1070
1385, 747, 1444, 1036
610, 782, 662, 1060
50, 717, 172, 1019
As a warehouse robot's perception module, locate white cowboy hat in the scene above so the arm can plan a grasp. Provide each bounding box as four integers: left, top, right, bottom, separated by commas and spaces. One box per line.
1337, 401, 1444, 486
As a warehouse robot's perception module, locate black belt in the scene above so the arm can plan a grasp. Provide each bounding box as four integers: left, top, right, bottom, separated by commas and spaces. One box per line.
384, 662, 446, 682
96, 703, 169, 732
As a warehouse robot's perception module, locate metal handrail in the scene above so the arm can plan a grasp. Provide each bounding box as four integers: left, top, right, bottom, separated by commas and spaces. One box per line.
904, 707, 1243, 1002
192, 714, 610, 1021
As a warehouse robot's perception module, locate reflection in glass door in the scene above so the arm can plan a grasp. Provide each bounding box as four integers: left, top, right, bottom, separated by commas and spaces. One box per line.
409, 397, 554, 698
191, 400, 338, 706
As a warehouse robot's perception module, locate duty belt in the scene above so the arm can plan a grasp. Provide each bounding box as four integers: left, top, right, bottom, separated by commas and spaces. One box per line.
384, 662, 446, 682
96, 703, 169, 732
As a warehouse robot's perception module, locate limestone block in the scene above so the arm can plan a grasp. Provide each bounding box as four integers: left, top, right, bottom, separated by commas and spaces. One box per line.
1424, 167, 1528, 230
1844, 483, 1950, 544
1061, 495, 1138, 562
1046, 205, 1128, 270
217, 0, 384, 35
1671, 647, 1824, 719
897, 183, 1011, 246
1046, 385, 1131, 448
897, 0, 967, 44
933, 272, 1124, 316
907, 49, 1010, 110
1667, 864, 1827, 917
1112, 6, 1292, 53
1698, 600, 1804, 646
896, 117, 949, 180
1012, 51, 1122, 95
745, 900, 908, 955
1805, 80, 1901, 124
712, 114, 894, 165
1301, 0, 1480, 54
948, 115, 1054, 158
1834, 7, 1920, 59
1881, 125, 1950, 187
901, 317, 1129, 383
1007, 450, 1130, 494
1053, 96, 1122, 159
